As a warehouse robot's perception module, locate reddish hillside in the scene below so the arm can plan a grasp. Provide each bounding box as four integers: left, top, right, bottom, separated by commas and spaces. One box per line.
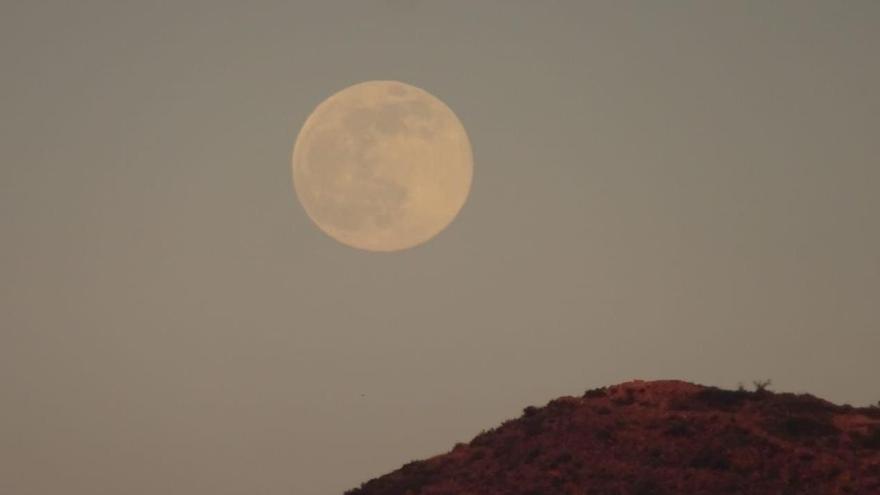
345, 380, 880, 495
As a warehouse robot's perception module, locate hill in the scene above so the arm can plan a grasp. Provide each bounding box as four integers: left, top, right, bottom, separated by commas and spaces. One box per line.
345, 380, 880, 494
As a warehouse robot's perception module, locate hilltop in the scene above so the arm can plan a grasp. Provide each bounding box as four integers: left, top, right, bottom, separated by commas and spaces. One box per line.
345, 380, 880, 494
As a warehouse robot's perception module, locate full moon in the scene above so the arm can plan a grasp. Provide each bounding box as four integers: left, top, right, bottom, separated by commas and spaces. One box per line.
292, 80, 473, 252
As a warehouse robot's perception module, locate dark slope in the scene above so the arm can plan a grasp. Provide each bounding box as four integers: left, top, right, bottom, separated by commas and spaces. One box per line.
346, 380, 880, 495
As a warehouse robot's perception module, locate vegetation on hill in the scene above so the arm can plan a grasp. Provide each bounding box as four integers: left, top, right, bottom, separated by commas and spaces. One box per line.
345, 380, 880, 495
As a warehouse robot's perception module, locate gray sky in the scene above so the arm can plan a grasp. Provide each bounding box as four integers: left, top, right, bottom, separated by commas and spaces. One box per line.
2, 1, 879, 494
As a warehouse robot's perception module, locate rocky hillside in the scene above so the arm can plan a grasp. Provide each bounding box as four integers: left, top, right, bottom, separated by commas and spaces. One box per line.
345, 380, 880, 495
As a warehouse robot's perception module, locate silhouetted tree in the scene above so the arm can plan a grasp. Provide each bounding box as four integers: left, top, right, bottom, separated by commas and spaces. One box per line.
753, 379, 772, 393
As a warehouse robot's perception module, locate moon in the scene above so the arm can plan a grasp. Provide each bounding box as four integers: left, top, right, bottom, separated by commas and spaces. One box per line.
291, 80, 473, 252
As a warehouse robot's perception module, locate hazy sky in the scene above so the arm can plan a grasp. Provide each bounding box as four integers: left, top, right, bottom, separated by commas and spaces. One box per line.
2, 1, 878, 494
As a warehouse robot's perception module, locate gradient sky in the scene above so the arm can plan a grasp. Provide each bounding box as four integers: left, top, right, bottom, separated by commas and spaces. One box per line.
2, 2, 879, 494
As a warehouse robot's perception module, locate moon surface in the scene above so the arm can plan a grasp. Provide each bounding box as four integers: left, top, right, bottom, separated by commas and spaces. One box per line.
292, 80, 473, 252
